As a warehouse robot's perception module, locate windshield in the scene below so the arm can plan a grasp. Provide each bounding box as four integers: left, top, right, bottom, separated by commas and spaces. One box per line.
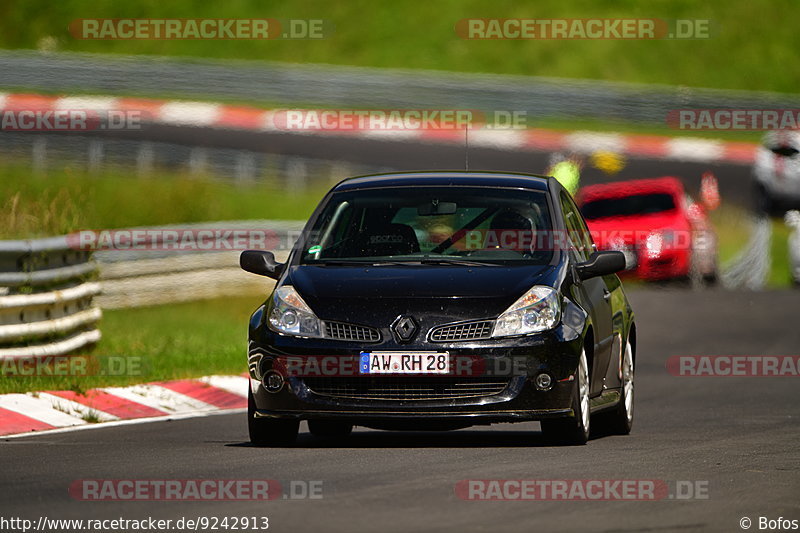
580, 192, 676, 220
299, 186, 555, 265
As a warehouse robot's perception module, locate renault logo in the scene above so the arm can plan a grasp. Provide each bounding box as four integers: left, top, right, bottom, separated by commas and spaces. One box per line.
392, 315, 418, 342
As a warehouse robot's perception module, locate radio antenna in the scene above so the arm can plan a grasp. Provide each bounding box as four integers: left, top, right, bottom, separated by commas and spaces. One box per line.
464, 125, 469, 171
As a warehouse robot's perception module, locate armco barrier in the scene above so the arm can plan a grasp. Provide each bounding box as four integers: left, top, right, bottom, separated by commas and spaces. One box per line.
0, 236, 101, 358
2, 50, 799, 126
92, 220, 303, 308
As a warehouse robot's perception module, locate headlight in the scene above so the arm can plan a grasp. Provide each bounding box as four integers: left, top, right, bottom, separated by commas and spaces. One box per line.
268, 286, 323, 338
644, 230, 675, 257
492, 286, 561, 338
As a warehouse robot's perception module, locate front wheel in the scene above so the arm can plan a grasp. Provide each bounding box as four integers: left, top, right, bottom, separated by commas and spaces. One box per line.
248, 388, 299, 447
541, 348, 590, 445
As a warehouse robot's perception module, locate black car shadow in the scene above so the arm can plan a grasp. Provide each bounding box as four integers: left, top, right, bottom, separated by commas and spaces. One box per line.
225, 424, 609, 448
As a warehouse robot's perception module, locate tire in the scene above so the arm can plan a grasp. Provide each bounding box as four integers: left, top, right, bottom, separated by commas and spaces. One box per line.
541, 348, 590, 445
248, 388, 299, 447
595, 338, 634, 435
308, 420, 353, 439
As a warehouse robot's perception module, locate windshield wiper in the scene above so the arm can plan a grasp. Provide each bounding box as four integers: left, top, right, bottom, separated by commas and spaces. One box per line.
309, 259, 376, 265
309, 258, 498, 267
311, 259, 425, 266
418, 258, 499, 267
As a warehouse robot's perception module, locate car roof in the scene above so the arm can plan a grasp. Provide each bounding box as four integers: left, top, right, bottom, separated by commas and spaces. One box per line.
332, 171, 552, 192
577, 176, 684, 203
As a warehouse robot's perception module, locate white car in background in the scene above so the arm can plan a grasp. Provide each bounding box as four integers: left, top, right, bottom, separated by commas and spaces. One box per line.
786, 210, 800, 286
754, 130, 800, 215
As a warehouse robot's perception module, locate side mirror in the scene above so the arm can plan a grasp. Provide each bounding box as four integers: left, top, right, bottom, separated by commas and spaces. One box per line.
240, 250, 285, 280
576, 251, 626, 280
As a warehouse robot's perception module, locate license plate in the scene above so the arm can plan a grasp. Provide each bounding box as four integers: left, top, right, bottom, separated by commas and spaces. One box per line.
359, 352, 450, 374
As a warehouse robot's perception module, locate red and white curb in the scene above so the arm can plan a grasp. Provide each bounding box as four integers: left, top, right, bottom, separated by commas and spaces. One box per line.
0, 375, 252, 438
0, 92, 759, 164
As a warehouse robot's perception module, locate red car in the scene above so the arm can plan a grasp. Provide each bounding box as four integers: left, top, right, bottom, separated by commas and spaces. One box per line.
576, 177, 718, 283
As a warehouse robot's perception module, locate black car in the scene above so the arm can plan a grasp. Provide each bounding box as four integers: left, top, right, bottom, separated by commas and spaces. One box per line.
241, 171, 636, 446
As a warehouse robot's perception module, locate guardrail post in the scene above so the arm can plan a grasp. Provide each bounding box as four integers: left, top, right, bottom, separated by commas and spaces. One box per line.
136, 142, 155, 176
88, 139, 104, 173
286, 157, 308, 195
32, 137, 47, 174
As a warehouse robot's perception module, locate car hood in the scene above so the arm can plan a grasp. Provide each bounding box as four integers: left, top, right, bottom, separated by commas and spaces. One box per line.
283, 262, 561, 325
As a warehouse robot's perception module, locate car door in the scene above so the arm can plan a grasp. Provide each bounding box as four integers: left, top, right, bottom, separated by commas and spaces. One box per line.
560, 192, 614, 397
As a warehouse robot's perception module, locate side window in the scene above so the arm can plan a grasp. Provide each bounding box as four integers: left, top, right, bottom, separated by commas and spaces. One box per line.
560, 192, 592, 261
568, 195, 597, 254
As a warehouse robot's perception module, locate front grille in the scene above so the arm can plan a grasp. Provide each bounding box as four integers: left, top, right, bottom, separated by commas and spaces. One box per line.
324, 321, 381, 342
303, 377, 509, 401
429, 320, 494, 342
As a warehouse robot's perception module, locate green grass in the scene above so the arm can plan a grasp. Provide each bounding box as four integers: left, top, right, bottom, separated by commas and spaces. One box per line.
768, 218, 792, 288
0, 0, 797, 94
709, 205, 753, 267
0, 296, 262, 394
0, 163, 325, 238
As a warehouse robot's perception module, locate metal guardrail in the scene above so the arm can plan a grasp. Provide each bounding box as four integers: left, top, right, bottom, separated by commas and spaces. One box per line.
0, 132, 389, 192
96, 251, 284, 309
0, 236, 101, 358
1, 50, 799, 125
93, 220, 303, 308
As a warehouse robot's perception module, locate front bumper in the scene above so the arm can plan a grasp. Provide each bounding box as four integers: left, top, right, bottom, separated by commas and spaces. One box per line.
634, 249, 689, 280
248, 324, 584, 422
604, 244, 689, 281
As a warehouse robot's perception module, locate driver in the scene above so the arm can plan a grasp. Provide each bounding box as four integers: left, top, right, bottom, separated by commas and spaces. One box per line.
487, 208, 537, 253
